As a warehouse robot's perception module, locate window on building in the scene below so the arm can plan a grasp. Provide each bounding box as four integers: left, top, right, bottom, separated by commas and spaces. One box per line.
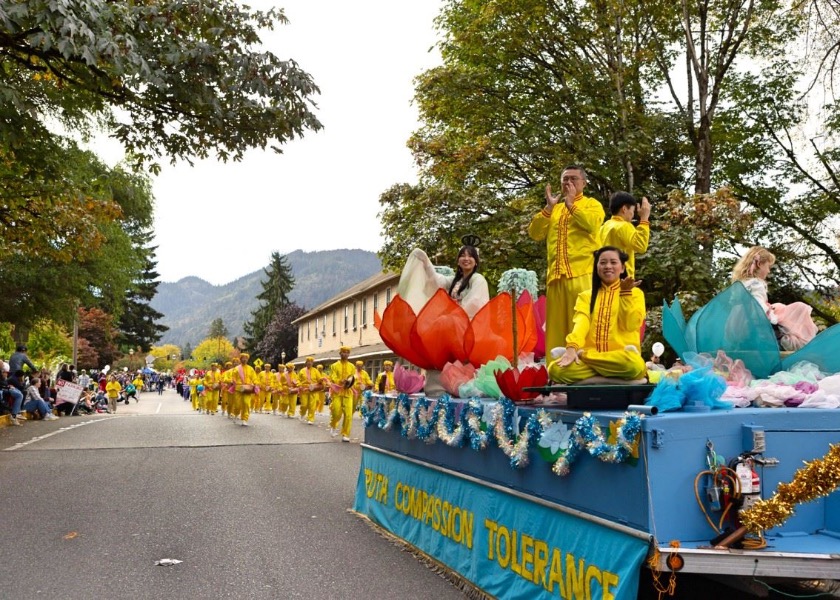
352, 302, 358, 331
344, 306, 349, 332
314, 317, 319, 338
362, 297, 368, 327
307, 321, 310, 341
373, 292, 379, 315
386, 286, 392, 305
332, 310, 337, 336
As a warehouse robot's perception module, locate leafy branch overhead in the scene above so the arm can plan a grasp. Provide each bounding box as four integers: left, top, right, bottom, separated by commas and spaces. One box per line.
0, 0, 322, 170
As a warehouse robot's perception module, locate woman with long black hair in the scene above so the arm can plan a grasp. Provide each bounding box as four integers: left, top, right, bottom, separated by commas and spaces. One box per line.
548, 246, 646, 384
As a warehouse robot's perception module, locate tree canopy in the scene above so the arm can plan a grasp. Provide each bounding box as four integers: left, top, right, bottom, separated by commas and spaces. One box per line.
379, 0, 839, 327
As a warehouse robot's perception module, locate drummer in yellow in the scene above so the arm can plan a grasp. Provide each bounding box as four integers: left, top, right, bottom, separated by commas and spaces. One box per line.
375, 360, 397, 394
280, 362, 299, 418
352, 360, 373, 413
256, 363, 273, 414
202, 363, 220, 415
329, 346, 356, 442
231, 353, 259, 426
315, 364, 328, 413
297, 356, 321, 424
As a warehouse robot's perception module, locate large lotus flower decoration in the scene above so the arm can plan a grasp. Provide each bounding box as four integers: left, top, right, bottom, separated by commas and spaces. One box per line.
394, 364, 425, 394
378, 288, 540, 371
493, 364, 549, 404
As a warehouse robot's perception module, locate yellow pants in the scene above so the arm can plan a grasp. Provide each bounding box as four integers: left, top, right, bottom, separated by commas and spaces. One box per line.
545, 275, 592, 354
190, 391, 199, 411
221, 390, 233, 415
256, 391, 268, 413
315, 391, 325, 413
203, 390, 218, 413
299, 392, 316, 422
235, 391, 252, 422
548, 349, 646, 384
285, 392, 299, 417
330, 392, 353, 437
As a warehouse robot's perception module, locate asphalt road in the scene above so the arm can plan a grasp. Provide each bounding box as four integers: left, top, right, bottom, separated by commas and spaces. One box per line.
0, 389, 468, 600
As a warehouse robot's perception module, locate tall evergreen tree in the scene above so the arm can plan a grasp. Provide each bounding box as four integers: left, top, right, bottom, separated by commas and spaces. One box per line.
243, 252, 295, 354
208, 319, 229, 340
119, 239, 168, 352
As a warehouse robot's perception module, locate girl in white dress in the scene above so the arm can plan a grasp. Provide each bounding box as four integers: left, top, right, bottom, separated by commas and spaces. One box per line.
731, 246, 818, 351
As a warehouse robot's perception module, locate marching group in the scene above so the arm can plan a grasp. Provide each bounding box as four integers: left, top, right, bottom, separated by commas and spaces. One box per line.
179, 348, 396, 442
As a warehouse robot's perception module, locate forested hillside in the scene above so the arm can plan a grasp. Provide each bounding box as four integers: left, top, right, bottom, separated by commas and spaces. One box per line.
152, 249, 381, 347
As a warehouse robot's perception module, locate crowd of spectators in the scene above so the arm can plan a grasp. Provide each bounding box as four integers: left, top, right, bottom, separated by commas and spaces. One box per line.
1, 344, 174, 426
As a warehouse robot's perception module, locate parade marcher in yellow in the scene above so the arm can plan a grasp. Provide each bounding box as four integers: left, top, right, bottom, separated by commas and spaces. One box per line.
221, 361, 234, 417
375, 360, 397, 394
315, 364, 328, 413
232, 353, 258, 426
528, 165, 604, 354
256, 363, 273, 413
297, 357, 321, 424
280, 363, 299, 417
352, 360, 373, 413
132, 374, 145, 397
599, 191, 650, 279
188, 372, 201, 411
548, 247, 647, 384
105, 374, 122, 414
270, 368, 282, 415
202, 363, 220, 415
329, 346, 356, 442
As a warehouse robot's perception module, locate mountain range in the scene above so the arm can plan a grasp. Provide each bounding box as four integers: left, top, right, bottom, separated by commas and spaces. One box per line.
151, 249, 382, 348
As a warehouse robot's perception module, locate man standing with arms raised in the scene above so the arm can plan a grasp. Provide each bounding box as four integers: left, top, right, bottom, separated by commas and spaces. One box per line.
528, 165, 604, 354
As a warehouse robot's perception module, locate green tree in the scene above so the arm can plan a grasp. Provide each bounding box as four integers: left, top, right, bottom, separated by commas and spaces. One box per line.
208, 319, 229, 340
26, 319, 72, 365
243, 252, 295, 354
182, 342, 194, 361
192, 337, 236, 368
118, 240, 168, 352
1, 1, 321, 173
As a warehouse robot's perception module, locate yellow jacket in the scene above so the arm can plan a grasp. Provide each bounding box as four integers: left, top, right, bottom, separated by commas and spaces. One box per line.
329, 360, 356, 397
375, 371, 396, 393
203, 370, 218, 390
566, 282, 645, 353
528, 194, 604, 283
599, 217, 650, 278
297, 366, 322, 394
105, 380, 122, 399
231, 364, 258, 392
280, 370, 299, 394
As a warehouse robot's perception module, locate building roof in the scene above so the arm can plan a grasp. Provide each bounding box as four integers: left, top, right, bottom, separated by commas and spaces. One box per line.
293, 270, 399, 323
290, 342, 396, 365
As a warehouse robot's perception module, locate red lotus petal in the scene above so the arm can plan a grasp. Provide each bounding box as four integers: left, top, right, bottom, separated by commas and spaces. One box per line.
494, 367, 523, 401
379, 295, 435, 370
411, 288, 470, 370
466, 292, 537, 367
532, 295, 547, 360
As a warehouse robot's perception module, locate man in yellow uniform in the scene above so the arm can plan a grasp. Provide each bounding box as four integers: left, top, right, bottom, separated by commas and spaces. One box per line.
297, 356, 321, 424
280, 363, 299, 418
599, 192, 651, 279
231, 353, 259, 426
351, 360, 373, 413
329, 346, 356, 442
270, 368, 282, 415
221, 361, 234, 417
315, 364, 328, 413
528, 165, 604, 354
375, 360, 397, 394
202, 363, 220, 415
188, 372, 201, 411
256, 363, 273, 414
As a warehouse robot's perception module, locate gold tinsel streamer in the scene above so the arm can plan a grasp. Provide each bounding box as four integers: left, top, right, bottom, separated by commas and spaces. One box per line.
740, 444, 840, 534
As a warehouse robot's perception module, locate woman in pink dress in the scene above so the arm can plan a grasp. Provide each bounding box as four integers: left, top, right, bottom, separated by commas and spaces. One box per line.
731, 246, 818, 351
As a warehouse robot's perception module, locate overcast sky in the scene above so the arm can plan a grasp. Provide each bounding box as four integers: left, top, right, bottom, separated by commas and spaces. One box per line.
103, 0, 443, 285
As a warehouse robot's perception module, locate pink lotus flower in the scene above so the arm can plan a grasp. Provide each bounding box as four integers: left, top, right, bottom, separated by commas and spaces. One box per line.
440, 360, 477, 397
394, 364, 425, 394
494, 364, 549, 403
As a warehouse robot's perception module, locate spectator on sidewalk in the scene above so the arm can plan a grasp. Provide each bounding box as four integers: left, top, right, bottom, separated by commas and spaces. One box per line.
2, 366, 25, 426
24, 377, 59, 421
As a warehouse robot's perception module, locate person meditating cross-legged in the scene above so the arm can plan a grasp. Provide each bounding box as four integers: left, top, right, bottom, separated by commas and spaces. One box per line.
548, 246, 647, 384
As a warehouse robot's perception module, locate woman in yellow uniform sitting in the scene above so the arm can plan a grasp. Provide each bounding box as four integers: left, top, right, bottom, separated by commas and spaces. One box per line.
548, 246, 646, 384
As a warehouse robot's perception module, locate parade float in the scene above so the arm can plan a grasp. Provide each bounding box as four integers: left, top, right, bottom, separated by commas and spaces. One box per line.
353, 268, 840, 599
